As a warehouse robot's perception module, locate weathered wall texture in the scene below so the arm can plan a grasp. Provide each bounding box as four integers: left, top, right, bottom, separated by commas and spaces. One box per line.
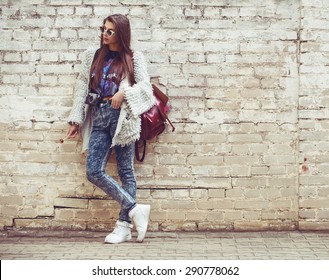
0, 0, 328, 232
299, 0, 329, 230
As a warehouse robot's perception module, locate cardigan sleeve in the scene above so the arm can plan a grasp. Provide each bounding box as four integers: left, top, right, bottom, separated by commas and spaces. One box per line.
67, 48, 96, 125
121, 51, 156, 118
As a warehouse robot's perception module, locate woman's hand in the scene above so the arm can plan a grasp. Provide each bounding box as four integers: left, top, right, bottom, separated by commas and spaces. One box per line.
111, 90, 125, 109
65, 124, 79, 139
60, 124, 79, 143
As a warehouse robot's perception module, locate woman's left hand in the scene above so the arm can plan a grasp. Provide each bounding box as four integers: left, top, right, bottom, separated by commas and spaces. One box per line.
111, 90, 125, 109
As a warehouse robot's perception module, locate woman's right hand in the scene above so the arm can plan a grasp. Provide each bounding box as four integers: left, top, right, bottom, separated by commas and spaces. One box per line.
65, 124, 79, 139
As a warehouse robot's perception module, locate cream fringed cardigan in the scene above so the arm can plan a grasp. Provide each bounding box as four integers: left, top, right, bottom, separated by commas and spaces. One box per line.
67, 48, 156, 152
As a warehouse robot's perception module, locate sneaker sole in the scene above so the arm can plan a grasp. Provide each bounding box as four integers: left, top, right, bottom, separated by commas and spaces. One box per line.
104, 234, 132, 244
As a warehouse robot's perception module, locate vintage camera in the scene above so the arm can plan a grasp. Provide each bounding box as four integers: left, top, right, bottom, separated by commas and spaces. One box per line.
85, 92, 100, 106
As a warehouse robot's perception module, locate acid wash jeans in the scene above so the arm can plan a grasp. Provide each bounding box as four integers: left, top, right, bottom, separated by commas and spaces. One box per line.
86, 102, 136, 223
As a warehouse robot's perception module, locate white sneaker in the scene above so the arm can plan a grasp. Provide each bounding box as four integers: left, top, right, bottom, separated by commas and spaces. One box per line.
104, 220, 132, 244
129, 204, 151, 242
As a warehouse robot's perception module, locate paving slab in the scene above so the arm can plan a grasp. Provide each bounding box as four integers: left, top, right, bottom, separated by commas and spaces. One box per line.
0, 230, 329, 260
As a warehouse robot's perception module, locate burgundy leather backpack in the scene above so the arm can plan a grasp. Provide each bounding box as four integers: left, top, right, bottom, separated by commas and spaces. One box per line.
135, 84, 175, 162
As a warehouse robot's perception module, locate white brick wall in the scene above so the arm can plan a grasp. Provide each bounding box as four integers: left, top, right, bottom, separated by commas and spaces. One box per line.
299, 0, 329, 230
0, 0, 328, 231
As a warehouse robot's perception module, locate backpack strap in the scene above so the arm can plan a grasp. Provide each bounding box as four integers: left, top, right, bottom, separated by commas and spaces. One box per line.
158, 108, 175, 132
135, 139, 146, 162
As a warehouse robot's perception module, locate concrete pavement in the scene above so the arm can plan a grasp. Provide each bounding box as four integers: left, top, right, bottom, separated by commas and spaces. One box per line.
1, 230, 329, 260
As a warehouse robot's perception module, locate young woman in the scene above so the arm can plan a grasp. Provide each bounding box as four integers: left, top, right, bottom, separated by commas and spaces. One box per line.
65, 14, 155, 244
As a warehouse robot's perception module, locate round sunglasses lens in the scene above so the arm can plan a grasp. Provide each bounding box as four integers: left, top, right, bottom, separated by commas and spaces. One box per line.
99, 27, 114, 37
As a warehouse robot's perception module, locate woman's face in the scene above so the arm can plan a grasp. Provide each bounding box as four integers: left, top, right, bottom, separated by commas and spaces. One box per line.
102, 20, 119, 49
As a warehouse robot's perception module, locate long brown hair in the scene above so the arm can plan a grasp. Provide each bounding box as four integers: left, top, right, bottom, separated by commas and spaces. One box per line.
89, 14, 135, 90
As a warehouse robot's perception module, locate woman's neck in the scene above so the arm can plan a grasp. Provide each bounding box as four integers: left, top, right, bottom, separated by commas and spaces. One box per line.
108, 43, 120, 52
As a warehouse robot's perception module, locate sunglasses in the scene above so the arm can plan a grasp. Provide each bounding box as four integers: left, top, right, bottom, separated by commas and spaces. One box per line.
99, 26, 115, 37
